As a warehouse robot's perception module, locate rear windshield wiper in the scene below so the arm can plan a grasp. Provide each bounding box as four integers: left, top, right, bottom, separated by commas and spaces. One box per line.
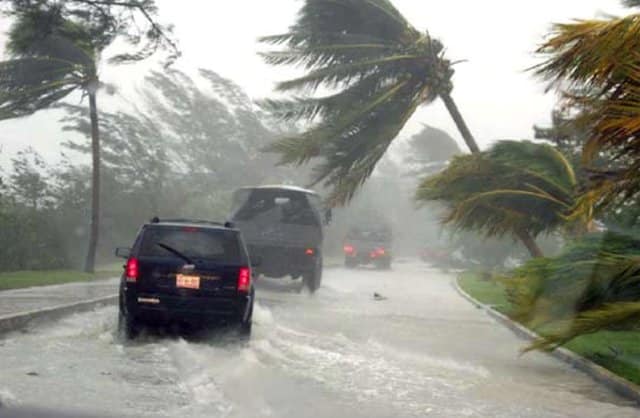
156, 242, 194, 265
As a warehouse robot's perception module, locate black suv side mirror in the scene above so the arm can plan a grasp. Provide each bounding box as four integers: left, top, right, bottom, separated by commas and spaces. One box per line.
250, 256, 262, 268
115, 247, 131, 259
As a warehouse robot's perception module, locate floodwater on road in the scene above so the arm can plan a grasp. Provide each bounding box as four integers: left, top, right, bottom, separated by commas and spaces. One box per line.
0, 262, 638, 417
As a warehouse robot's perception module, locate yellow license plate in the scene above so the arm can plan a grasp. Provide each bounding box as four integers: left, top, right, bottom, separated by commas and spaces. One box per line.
176, 274, 200, 289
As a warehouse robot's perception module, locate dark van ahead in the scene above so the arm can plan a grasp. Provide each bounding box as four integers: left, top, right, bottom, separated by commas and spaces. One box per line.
229, 185, 326, 292
115, 218, 255, 338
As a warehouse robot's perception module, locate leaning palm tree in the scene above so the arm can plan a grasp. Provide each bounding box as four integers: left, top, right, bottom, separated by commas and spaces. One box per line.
0, 7, 103, 272
260, 0, 479, 205
416, 140, 586, 258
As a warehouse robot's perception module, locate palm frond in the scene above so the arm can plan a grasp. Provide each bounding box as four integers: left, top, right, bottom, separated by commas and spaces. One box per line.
417, 140, 584, 243
524, 302, 640, 352
260, 0, 464, 205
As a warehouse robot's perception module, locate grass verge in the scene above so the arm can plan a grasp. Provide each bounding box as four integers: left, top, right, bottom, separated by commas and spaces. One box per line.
458, 271, 640, 386
0, 268, 120, 291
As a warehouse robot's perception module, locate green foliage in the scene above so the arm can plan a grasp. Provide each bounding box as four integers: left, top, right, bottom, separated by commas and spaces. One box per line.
533, 11, 640, 215
500, 232, 640, 351
9, 147, 50, 209
0, 200, 69, 271
416, 140, 580, 248
260, 0, 477, 205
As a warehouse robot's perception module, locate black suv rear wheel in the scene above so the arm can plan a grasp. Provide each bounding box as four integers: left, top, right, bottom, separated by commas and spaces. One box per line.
118, 310, 139, 340
303, 254, 323, 293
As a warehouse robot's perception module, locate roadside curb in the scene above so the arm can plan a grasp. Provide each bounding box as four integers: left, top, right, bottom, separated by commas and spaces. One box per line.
0, 294, 117, 335
452, 277, 640, 405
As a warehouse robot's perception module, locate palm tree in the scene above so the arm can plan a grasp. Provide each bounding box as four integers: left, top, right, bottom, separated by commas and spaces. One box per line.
416, 140, 586, 258
533, 8, 640, 215
260, 0, 479, 205
0, 7, 103, 272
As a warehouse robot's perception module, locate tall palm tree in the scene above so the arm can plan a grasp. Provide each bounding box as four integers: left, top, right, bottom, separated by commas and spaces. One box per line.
416, 140, 586, 258
260, 0, 479, 205
0, 7, 103, 272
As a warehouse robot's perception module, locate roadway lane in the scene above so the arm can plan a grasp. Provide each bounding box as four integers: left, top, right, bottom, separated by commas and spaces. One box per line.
0, 262, 637, 417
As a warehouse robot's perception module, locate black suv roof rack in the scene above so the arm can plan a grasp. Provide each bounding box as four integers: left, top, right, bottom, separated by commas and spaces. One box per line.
149, 217, 234, 229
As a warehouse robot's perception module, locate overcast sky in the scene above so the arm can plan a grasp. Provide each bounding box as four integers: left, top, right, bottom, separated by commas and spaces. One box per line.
0, 0, 627, 168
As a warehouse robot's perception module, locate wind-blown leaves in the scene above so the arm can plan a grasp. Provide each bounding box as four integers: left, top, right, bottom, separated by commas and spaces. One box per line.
416, 141, 582, 252
534, 13, 640, 211
0, 7, 97, 120
260, 0, 477, 205
499, 233, 640, 351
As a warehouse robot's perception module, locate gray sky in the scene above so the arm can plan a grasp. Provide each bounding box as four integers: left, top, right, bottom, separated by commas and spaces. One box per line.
0, 0, 627, 167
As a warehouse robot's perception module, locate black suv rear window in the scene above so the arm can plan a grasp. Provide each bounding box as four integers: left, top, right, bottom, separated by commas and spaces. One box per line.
138, 226, 242, 262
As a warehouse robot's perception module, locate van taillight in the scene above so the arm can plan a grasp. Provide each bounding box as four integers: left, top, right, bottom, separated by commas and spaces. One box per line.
238, 267, 251, 292
126, 258, 139, 281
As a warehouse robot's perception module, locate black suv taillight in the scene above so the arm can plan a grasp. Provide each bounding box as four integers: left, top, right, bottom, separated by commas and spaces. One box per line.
237, 267, 251, 292
126, 258, 139, 282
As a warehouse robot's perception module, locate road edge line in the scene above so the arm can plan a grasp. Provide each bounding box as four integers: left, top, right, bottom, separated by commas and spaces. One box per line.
0, 294, 118, 335
452, 276, 640, 405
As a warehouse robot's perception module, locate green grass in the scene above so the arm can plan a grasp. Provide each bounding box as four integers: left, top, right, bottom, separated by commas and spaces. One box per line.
0, 267, 121, 291
458, 271, 512, 314
458, 271, 640, 386
566, 332, 640, 386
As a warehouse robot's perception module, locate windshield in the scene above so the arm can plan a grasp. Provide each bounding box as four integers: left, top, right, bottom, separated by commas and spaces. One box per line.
232, 189, 320, 226
2, 1, 640, 417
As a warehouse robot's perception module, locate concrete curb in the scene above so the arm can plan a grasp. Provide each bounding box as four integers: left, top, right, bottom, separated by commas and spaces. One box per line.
0, 294, 117, 335
453, 277, 640, 405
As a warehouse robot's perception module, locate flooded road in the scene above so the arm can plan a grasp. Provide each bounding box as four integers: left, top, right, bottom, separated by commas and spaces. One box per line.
0, 262, 638, 417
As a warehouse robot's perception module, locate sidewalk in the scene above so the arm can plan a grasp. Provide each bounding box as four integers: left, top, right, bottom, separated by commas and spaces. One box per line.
0, 277, 119, 318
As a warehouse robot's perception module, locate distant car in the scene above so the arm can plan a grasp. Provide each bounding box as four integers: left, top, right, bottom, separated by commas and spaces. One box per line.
229, 185, 328, 292
343, 225, 392, 269
115, 218, 256, 339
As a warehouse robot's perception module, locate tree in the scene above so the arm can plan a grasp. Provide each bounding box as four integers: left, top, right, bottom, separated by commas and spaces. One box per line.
533, 7, 640, 226
0, 7, 106, 272
404, 124, 461, 175
9, 147, 50, 210
1, 0, 178, 65
416, 140, 585, 258
259, 0, 479, 205
0, 1, 176, 272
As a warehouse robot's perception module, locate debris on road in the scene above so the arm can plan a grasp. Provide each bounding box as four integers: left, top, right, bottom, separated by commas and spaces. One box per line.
373, 292, 388, 301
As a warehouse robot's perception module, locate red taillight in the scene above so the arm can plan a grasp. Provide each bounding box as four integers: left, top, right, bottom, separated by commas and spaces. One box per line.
305, 248, 315, 256
126, 257, 138, 281
343, 245, 354, 254
237, 267, 251, 292
375, 247, 386, 256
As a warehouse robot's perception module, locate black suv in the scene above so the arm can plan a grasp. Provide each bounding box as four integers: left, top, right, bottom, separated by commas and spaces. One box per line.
229, 186, 329, 292
115, 218, 256, 338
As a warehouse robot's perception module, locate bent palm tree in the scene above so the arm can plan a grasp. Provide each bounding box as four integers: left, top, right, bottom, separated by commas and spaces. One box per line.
0, 7, 103, 272
260, 0, 479, 205
416, 140, 585, 258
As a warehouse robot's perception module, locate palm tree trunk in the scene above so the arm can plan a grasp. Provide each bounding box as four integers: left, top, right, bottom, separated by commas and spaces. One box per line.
84, 90, 101, 273
440, 92, 481, 154
515, 228, 544, 258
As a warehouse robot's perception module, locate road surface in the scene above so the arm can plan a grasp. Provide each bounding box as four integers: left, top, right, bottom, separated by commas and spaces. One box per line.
0, 262, 638, 417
